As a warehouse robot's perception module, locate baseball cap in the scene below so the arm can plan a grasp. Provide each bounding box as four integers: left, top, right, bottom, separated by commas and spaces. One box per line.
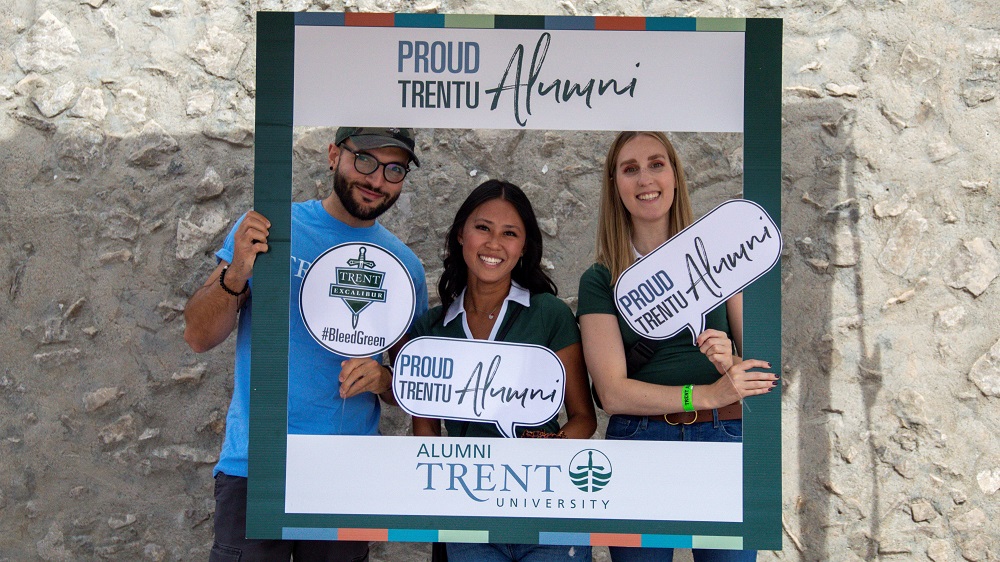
335, 127, 420, 167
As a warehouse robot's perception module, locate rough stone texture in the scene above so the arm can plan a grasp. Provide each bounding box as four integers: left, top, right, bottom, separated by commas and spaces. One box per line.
68, 87, 107, 122
1, 1, 999, 561
31, 81, 76, 118
977, 468, 1000, 495
969, 338, 1000, 397
947, 238, 1000, 297
14, 11, 80, 74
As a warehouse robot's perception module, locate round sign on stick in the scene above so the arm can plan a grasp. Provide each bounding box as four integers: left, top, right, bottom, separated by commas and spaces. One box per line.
299, 242, 416, 357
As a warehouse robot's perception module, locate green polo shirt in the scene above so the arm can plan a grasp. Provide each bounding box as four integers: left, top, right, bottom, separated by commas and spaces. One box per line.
577, 263, 730, 387
410, 285, 579, 438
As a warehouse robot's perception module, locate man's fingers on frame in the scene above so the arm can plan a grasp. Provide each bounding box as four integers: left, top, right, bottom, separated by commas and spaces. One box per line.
241, 227, 269, 241
246, 211, 270, 225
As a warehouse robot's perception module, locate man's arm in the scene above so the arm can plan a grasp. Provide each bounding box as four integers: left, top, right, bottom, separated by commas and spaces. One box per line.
183, 211, 270, 353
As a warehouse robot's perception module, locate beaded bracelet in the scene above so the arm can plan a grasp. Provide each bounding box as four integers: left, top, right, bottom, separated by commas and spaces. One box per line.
520, 430, 567, 439
219, 265, 249, 297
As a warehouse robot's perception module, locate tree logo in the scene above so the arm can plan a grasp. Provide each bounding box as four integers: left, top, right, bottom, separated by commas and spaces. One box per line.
569, 449, 612, 493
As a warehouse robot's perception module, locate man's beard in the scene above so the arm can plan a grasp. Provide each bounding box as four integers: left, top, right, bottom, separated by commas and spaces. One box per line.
332, 170, 399, 221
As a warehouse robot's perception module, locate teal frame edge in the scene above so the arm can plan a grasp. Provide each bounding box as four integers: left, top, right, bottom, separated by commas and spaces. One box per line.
742, 17, 783, 551
249, 11, 295, 539
248, 12, 783, 549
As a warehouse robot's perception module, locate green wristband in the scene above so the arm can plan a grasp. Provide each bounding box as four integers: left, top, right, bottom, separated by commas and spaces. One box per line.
682, 384, 695, 412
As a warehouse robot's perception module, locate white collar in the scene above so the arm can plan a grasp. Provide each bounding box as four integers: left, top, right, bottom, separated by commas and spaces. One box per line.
443, 281, 531, 340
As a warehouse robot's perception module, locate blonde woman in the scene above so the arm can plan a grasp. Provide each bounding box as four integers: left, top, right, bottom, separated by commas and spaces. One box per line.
577, 132, 776, 562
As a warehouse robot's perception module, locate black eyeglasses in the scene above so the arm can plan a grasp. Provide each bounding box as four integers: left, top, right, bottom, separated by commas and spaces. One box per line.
340, 146, 410, 184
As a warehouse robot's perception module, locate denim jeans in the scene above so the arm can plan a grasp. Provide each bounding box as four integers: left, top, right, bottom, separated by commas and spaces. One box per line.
447, 542, 592, 562
605, 412, 744, 444
608, 545, 755, 562
605, 412, 754, 562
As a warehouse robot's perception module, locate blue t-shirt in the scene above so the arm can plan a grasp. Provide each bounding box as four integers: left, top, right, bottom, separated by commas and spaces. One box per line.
213, 200, 428, 477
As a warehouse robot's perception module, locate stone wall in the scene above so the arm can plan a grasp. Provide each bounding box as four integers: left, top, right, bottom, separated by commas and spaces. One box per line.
1, 1, 997, 561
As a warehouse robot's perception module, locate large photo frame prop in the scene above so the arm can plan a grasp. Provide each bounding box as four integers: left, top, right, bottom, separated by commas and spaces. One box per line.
252, 12, 781, 550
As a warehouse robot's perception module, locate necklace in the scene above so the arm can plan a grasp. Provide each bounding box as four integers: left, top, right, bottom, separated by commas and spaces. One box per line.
469, 299, 501, 320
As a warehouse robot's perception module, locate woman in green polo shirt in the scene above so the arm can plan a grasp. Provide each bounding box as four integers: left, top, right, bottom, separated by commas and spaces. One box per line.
577, 132, 777, 562
412, 179, 597, 561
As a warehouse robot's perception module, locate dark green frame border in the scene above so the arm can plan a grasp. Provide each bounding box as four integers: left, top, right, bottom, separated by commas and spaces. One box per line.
250, 12, 782, 550
740, 17, 782, 550
248, 11, 294, 536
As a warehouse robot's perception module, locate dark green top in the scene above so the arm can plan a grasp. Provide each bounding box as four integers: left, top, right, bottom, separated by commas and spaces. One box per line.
577, 263, 730, 387
411, 285, 579, 438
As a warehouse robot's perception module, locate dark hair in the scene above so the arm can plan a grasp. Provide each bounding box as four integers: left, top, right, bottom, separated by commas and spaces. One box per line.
438, 180, 557, 317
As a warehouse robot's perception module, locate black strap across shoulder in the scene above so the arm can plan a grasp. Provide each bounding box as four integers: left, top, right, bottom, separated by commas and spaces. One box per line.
494, 302, 522, 342
624, 337, 658, 375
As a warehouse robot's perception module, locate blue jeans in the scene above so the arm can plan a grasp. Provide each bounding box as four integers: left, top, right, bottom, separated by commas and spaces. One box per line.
447, 542, 592, 561
605, 413, 754, 562
608, 546, 754, 562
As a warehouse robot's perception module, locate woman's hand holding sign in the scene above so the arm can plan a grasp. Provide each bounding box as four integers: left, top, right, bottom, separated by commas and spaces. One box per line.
693, 299, 776, 410
703, 359, 777, 410
696, 325, 775, 409
696, 328, 735, 375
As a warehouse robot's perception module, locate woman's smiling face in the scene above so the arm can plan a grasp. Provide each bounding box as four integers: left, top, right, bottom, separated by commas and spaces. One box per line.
458, 197, 526, 286
614, 133, 676, 225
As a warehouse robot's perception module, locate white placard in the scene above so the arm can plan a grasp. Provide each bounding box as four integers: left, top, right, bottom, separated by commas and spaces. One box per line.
295, 26, 744, 131
299, 242, 416, 357
286, 435, 743, 522
394, 337, 566, 438
615, 200, 781, 344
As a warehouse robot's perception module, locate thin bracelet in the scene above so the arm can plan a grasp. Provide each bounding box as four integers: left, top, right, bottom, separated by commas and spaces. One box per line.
380, 364, 394, 394
219, 265, 249, 297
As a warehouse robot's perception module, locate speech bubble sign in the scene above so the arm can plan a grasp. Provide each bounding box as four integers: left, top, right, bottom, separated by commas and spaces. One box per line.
615, 199, 781, 345
393, 337, 566, 438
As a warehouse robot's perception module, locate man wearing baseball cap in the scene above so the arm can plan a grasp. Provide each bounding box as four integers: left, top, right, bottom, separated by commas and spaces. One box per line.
184, 127, 428, 561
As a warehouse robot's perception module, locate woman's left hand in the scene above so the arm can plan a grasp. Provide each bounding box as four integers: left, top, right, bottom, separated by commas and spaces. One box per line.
339, 358, 391, 398
696, 329, 735, 375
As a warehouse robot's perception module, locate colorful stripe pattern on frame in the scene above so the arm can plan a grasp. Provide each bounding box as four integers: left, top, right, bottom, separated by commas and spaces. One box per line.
293, 12, 745, 31
283, 527, 745, 550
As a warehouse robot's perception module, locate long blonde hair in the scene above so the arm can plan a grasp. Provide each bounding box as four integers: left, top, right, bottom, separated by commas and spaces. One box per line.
595, 131, 693, 284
